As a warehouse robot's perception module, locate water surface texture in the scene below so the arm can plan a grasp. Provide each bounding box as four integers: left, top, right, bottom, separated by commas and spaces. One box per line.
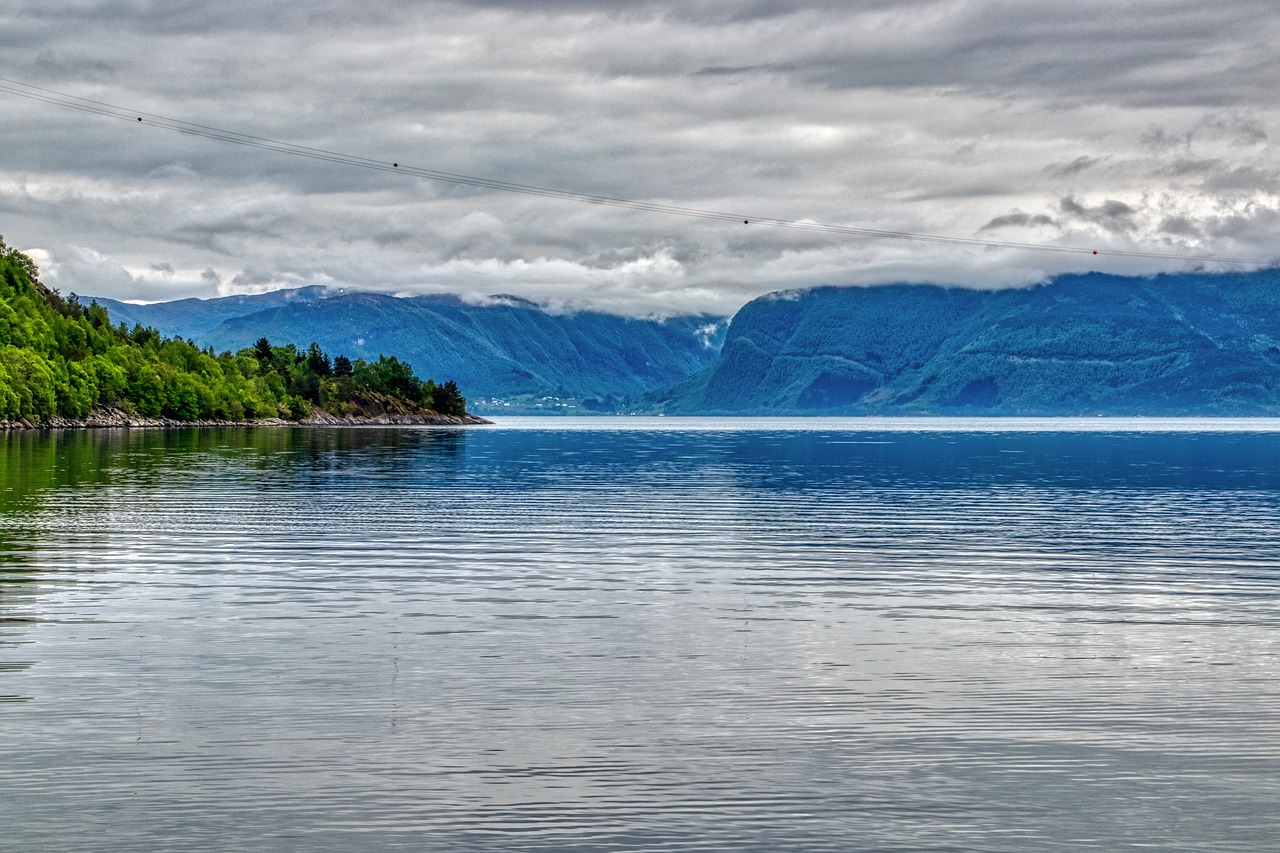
2, 419, 1279, 851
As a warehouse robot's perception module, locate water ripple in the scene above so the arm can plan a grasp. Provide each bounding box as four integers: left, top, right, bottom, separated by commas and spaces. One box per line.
2, 423, 1279, 851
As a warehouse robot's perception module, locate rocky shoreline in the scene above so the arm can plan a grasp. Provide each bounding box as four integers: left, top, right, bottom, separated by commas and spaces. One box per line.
1, 406, 492, 430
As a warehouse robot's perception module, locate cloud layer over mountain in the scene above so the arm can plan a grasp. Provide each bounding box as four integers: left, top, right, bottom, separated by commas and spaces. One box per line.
2, 1, 1278, 314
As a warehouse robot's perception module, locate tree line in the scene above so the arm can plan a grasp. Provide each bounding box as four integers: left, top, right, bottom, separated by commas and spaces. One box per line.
0, 235, 467, 422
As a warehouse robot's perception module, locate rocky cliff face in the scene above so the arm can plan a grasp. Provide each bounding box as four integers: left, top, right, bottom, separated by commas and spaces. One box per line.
660, 269, 1280, 415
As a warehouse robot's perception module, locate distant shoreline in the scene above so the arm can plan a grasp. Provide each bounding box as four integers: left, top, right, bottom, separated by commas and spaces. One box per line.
1, 406, 491, 430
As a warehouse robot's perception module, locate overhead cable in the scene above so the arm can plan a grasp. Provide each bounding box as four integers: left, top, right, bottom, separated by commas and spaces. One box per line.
0, 76, 1272, 266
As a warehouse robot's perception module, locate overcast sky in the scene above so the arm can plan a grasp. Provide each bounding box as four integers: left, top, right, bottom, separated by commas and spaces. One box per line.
2, 0, 1278, 315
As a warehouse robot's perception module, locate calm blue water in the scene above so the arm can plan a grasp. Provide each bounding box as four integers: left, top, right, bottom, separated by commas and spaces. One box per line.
2, 418, 1279, 851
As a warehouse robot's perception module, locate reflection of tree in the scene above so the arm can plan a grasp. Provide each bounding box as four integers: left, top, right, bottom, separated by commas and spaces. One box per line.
1, 431, 126, 702
0, 434, 51, 701
0, 535, 36, 701
0, 426, 472, 701
0, 427, 469, 513
216, 427, 468, 493
0, 535, 37, 604
0, 431, 113, 514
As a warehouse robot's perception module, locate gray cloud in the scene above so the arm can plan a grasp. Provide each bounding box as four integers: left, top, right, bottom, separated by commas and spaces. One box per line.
1047, 156, 1104, 178
1202, 165, 1280, 194
978, 212, 1057, 232
1142, 126, 1192, 152
1, 0, 1278, 314
1195, 111, 1268, 145
1153, 157, 1225, 178
1158, 216, 1202, 238
1059, 197, 1138, 232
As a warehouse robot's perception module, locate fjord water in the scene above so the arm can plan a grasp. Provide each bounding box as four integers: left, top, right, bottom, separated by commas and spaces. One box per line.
2, 419, 1279, 852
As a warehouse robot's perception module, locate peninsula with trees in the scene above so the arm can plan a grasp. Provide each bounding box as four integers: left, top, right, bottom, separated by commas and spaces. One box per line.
0, 236, 485, 428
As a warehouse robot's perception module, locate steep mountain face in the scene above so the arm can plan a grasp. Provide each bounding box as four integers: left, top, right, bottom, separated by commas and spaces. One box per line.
661, 270, 1280, 415
91, 289, 727, 405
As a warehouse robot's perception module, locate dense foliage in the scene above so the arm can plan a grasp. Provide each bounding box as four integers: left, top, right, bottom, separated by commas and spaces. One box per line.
0, 236, 467, 422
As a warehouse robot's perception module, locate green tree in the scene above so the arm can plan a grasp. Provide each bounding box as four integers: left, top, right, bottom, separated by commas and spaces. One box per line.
433, 380, 466, 416
0, 236, 470, 424
306, 341, 332, 377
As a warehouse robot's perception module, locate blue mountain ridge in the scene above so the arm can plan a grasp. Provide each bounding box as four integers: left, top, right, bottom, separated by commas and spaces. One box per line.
657, 268, 1280, 415
89, 289, 728, 408
92, 286, 332, 338
93, 268, 1280, 416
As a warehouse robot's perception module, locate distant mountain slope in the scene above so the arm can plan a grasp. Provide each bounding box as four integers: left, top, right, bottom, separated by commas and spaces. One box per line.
90, 289, 727, 405
660, 269, 1280, 415
92, 286, 331, 339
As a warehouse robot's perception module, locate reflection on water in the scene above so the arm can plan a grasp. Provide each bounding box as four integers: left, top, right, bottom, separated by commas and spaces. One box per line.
2, 421, 1279, 852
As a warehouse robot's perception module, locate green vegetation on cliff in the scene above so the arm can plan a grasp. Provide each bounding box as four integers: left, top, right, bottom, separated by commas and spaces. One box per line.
0, 236, 467, 423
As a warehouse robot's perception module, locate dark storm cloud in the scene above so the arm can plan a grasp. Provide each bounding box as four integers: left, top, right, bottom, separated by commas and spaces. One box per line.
1, 0, 1277, 312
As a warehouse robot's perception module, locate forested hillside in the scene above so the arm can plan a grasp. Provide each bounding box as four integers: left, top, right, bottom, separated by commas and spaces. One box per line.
92, 290, 727, 408
661, 270, 1280, 415
0, 236, 468, 424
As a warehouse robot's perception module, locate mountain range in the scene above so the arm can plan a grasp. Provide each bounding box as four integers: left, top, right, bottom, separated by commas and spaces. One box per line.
658, 269, 1280, 415
90, 288, 727, 412
91, 268, 1280, 416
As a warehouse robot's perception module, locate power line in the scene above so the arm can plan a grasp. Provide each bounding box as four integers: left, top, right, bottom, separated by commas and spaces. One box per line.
0, 76, 1273, 266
